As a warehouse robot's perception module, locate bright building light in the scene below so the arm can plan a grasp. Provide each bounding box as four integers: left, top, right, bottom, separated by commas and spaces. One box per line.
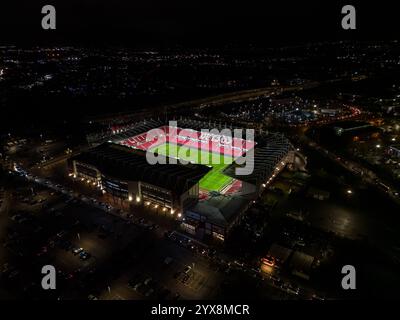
128, 195, 133, 202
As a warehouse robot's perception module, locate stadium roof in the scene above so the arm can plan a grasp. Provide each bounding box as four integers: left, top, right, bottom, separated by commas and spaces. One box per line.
71, 142, 211, 195
223, 133, 293, 184
189, 195, 250, 227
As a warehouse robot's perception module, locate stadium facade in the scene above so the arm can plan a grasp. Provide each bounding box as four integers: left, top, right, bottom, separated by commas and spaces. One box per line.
71, 118, 294, 241
68, 142, 210, 214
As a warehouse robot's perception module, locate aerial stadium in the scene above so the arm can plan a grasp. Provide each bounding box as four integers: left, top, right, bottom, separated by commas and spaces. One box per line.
70, 118, 296, 241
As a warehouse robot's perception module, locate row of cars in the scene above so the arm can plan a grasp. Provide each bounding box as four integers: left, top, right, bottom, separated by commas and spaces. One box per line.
164, 231, 216, 260
47, 232, 92, 261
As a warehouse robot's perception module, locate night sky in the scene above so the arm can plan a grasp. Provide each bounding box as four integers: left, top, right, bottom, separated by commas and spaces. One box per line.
0, 1, 399, 47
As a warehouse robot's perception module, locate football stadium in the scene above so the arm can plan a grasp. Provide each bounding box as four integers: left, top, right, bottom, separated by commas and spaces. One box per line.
116, 124, 255, 194
70, 118, 295, 241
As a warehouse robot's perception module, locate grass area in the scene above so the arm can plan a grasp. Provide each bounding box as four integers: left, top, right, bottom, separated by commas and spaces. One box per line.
150, 143, 233, 191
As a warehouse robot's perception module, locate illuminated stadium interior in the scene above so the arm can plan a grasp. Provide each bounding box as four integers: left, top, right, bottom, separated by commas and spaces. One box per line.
116, 125, 256, 193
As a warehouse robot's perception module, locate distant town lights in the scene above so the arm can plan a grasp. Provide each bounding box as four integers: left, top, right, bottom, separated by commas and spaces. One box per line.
347, 189, 353, 194
376, 144, 381, 148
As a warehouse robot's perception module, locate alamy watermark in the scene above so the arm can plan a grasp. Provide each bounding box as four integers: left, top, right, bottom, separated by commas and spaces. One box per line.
144, 121, 255, 176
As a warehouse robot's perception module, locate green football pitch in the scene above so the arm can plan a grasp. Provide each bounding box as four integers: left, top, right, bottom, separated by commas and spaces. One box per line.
150, 143, 233, 191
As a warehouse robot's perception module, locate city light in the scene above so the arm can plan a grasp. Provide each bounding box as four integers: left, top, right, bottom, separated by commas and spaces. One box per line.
347, 189, 353, 194
128, 195, 133, 202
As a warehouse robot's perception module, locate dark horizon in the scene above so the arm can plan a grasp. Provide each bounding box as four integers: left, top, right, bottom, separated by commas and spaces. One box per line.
1, 1, 400, 47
